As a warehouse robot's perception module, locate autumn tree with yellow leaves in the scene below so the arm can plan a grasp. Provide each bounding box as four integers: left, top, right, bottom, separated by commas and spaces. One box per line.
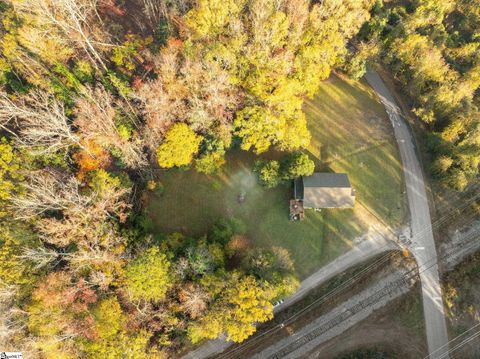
156, 123, 203, 168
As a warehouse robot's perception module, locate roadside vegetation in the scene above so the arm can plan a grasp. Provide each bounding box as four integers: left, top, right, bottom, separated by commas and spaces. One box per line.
443, 251, 480, 358
219, 252, 422, 359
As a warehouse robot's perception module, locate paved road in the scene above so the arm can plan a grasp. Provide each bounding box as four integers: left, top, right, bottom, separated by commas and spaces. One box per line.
365, 70, 450, 359
181, 230, 398, 359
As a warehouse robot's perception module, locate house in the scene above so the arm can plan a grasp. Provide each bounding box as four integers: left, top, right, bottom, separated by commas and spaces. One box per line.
294, 173, 355, 209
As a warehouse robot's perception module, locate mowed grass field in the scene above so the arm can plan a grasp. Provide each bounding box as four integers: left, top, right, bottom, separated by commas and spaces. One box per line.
305, 75, 406, 227
147, 74, 405, 278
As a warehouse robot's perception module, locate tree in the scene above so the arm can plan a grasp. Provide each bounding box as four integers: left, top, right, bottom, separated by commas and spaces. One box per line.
185, 0, 242, 39
11, 169, 130, 262
243, 247, 299, 299
188, 274, 273, 343
9, 0, 112, 70
178, 283, 210, 319
11, 170, 93, 219
445, 168, 469, 191
73, 139, 111, 180
184, 245, 216, 277
0, 4, 74, 91
82, 297, 154, 358
123, 247, 173, 301
88, 169, 123, 198
362, 0, 480, 190
208, 217, 246, 244
27, 272, 98, 357
0, 283, 26, 356
226, 234, 250, 258
11, 169, 129, 221
0, 221, 39, 286
234, 105, 311, 154
156, 123, 203, 168
254, 153, 314, 188
431, 155, 454, 177
0, 91, 81, 154
195, 152, 225, 174
254, 160, 281, 188
234, 106, 280, 154
0, 138, 22, 202
137, 39, 239, 150
185, 0, 372, 153
280, 152, 315, 180
344, 40, 380, 80
74, 86, 147, 169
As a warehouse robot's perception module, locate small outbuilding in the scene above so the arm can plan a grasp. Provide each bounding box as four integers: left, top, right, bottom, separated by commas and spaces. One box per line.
294, 173, 355, 209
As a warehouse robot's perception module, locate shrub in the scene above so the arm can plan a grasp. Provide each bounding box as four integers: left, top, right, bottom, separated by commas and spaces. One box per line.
195, 152, 225, 174
254, 160, 281, 188
280, 152, 315, 180
209, 217, 246, 244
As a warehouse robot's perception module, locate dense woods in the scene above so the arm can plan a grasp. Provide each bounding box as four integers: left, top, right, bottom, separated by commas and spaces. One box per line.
355, 0, 480, 190
0, 0, 477, 357
0, 0, 375, 357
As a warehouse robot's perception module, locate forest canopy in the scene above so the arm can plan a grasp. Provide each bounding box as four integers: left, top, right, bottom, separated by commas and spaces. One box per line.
0, 0, 477, 357
354, 0, 480, 190
0, 0, 375, 357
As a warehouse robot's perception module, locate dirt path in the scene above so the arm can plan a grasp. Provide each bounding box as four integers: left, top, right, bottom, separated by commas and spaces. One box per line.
365, 70, 450, 359
304, 290, 428, 359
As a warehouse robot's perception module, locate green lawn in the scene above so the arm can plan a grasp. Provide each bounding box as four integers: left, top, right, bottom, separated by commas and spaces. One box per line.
147, 75, 405, 278
305, 75, 406, 227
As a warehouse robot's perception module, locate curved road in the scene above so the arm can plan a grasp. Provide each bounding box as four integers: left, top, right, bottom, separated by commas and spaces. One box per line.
365, 70, 450, 359
182, 70, 450, 359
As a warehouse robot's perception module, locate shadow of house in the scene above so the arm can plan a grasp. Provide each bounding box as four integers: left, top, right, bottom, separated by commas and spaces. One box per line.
294, 173, 355, 210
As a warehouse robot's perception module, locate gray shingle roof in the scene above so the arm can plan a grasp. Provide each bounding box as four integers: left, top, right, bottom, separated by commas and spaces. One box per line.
302, 173, 351, 188
295, 173, 355, 209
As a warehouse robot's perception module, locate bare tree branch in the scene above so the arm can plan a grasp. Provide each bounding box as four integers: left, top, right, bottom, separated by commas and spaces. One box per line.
10, 170, 94, 219
10, 0, 110, 70
0, 92, 81, 154
75, 86, 148, 168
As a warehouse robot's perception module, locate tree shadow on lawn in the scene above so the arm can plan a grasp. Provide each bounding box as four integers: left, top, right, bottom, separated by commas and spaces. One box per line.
147, 75, 405, 278
304, 75, 406, 228
147, 151, 364, 278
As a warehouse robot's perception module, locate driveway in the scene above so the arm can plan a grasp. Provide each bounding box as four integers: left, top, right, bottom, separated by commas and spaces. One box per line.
365, 70, 450, 359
